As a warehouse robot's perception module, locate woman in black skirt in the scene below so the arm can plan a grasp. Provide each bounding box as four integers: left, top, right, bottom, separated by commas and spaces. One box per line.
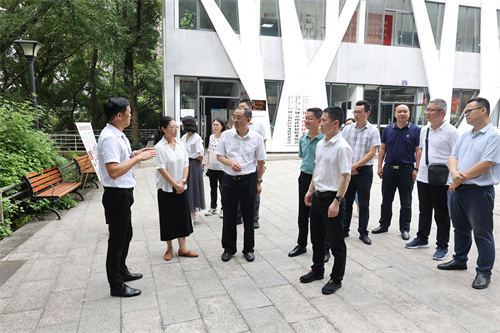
181, 116, 206, 222
154, 116, 198, 261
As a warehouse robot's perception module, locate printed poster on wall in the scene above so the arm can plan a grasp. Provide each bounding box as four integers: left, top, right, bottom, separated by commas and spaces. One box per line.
286, 94, 309, 146
75, 122, 101, 182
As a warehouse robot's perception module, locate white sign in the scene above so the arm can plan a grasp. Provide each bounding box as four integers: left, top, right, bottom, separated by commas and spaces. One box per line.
75, 122, 101, 182
286, 94, 309, 145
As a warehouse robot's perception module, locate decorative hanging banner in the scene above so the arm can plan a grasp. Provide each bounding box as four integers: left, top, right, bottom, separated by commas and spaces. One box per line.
286, 94, 309, 146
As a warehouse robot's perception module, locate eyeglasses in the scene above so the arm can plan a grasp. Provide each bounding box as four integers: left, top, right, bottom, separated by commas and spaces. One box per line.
425, 108, 442, 113
232, 116, 246, 121
166, 125, 177, 130
463, 106, 483, 115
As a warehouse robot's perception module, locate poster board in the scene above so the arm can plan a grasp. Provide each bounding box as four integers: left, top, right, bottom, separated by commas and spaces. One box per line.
286, 94, 309, 146
75, 122, 101, 182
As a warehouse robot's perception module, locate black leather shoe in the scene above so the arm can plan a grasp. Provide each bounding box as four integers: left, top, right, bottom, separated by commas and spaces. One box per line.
121, 270, 143, 282
437, 260, 467, 270
236, 219, 242, 225
221, 251, 233, 262
359, 234, 372, 245
344, 231, 350, 238
244, 251, 255, 262
324, 252, 330, 263
401, 231, 410, 240
288, 245, 306, 257
372, 226, 388, 234
322, 279, 342, 295
254, 221, 260, 229
110, 284, 141, 297
300, 270, 324, 283
472, 273, 491, 289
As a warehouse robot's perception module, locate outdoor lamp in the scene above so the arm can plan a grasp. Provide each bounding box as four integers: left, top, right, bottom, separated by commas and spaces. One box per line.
14, 39, 44, 130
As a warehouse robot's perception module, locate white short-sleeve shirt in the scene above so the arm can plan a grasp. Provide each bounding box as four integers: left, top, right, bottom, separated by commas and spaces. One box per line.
313, 133, 353, 192
154, 138, 189, 193
248, 120, 268, 141
181, 132, 204, 159
97, 123, 135, 188
216, 128, 267, 176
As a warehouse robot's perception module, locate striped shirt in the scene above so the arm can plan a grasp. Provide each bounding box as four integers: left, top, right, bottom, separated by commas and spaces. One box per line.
342, 122, 381, 166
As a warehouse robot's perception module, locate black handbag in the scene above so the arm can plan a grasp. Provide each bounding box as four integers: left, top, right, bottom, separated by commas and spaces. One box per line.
425, 128, 449, 186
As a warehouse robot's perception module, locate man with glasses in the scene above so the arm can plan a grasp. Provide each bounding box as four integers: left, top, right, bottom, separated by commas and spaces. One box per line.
438, 97, 500, 290
373, 104, 421, 240
237, 99, 268, 229
216, 106, 267, 262
342, 100, 380, 245
405, 99, 458, 261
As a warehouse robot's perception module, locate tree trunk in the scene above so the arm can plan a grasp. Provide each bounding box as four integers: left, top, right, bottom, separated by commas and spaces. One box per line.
89, 48, 99, 128
124, 49, 139, 145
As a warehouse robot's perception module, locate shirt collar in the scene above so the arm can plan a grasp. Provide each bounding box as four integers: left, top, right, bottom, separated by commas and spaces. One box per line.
324, 132, 342, 145
229, 127, 253, 139
470, 123, 492, 135
106, 123, 124, 137
392, 121, 411, 129
306, 130, 323, 141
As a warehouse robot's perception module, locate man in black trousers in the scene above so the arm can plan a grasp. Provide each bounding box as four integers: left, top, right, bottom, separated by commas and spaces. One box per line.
97, 97, 156, 297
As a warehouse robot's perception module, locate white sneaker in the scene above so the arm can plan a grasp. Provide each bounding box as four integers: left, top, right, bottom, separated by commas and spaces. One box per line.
219, 208, 223, 218
205, 208, 217, 216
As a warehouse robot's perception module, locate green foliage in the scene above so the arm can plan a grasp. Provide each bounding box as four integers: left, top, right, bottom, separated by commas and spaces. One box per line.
180, 9, 197, 29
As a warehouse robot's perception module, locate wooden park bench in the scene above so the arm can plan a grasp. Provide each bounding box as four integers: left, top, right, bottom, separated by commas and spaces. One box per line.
23, 166, 84, 220
74, 155, 99, 189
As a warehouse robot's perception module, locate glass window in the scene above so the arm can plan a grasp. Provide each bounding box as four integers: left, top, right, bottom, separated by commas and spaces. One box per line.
342, 10, 357, 43
327, 84, 348, 110
265, 81, 282, 132
199, 2, 214, 30
363, 85, 379, 124
200, 79, 239, 97
179, 77, 198, 111
179, 0, 197, 30
296, 0, 325, 40
220, 0, 239, 32
425, 1, 444, 48
365, 0, 385, 45
498, 11, 500, 50
261, 0, 280, 36
464, 7, 480, 52
396, 13, 415, 46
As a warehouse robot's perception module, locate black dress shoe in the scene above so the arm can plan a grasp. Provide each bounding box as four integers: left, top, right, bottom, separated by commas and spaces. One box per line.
288, 245, 306, 257
344, 231, 350, 238
244, 251, 255, 262
254, 221, 260, 229
372, 226, 388, 234
221, 251, 233, 262
472, 273, 491, 289
110, 284, 141, 297
437, 260, 467, 270
322, 279, 342, 295
121, 270, 143, 282
401, 231, 410, 240
359, 234, 372, 245
236, 219, 243, 225
300, 270, 324, 283
324, 252, 330, 263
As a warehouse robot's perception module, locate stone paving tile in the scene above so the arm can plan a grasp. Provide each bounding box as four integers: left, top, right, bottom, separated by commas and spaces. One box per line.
221, 276, 272, 310
152, 262, 188, 291
78, 297, 121, 333
53, 264, 91, 291
257, 248, 303, 272
121, 277, 159, 313
184, 268, 226, 299
122, 308, 163, 333
178, 254, 212, 273
197, 294, 248, 333
241, 306, 294, 333
37, 288, 85, 327
157, 286, 200, 326
63, 246, 96, 266
291, 317, 338, 333
84, 272, 109, 302
3, 279, 55, 313
35, 321, 79, 333
241, 260, 288, 288
262, 284, 320, 323
163, 318, 207, 333
0, 309, 42, 333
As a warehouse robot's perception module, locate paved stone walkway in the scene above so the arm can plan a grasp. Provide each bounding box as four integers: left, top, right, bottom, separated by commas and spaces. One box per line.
0, 157, 499, 332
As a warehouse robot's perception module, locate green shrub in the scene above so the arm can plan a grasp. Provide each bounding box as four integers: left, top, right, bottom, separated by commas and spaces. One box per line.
0, 97, 73, 237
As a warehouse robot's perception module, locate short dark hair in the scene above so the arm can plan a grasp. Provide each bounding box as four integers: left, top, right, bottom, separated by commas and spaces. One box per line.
466, 97, 490, 116
103, 97, 129, 121
154, 116, 175, 145
236, 106, 252, 119
323, 106, 344, 127
214, 118, 228, 132
239, 99, 252, 109
307, 107, 323, 120
355, 100, 371, 112
181, 116, 198, 132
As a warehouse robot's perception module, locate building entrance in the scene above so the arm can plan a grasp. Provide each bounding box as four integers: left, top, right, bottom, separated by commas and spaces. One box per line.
199, 97, 239, 146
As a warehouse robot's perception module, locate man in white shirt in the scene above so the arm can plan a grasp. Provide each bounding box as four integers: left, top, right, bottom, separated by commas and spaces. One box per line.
217, 106, 267, 262
237, 99, 268, 229
405, 99, 459, 261
300, 107, 352, 295
97, 97, 156, 297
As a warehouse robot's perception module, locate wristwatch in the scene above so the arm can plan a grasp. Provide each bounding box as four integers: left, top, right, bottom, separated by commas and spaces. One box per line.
335, 196, 343, 203
257, 179, 263, 183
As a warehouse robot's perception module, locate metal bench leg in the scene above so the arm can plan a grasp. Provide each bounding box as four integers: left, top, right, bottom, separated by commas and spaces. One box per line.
73, 192, 84, 201
49, 208, 62, 220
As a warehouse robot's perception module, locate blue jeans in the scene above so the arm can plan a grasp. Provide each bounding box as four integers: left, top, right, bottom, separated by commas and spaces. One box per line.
448, 186, 496, 276
379, 165, 414, 232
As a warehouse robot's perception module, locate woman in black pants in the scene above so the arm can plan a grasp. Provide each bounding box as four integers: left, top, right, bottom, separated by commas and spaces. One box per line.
204, 118, 228, 218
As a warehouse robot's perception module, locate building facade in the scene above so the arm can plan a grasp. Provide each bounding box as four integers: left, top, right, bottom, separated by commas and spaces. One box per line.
162, 0, 500, 152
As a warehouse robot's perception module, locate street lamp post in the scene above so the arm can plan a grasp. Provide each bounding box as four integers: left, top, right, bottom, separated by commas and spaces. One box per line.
14, 40, 44, 130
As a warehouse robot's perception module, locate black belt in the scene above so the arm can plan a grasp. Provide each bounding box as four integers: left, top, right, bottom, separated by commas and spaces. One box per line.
385, 163, 413, 170
314, 190, 336, 198
104, 187, 134, 192
456, 184, 490, 190
226, 173, 252, 181
357, 165, 373, 170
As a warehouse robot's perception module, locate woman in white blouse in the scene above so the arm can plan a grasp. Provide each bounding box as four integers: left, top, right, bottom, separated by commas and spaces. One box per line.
204, 118, 228, 218
154, 116, 198, 261
181, 116, 206, 221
